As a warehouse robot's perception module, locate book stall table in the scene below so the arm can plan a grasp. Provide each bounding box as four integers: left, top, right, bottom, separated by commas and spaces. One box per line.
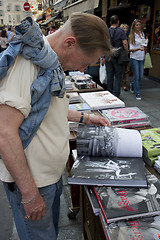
67, 89, 160, 238
77, 126, 160, 240
68, 124, 160, 239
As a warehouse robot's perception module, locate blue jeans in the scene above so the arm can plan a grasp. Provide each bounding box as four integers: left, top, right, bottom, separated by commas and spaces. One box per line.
106, 57, 123, 97
130, 58, 144, 95
3, 178, 62, 240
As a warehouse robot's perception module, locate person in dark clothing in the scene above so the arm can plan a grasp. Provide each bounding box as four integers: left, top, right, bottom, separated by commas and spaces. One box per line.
106, 15, 128, 97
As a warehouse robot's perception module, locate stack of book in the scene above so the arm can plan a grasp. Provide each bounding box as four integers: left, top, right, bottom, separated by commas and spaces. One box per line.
65, 79, 73, 90
99, 210, 160, 240
86, 172, 160, 239
100, 107, 150, 128
141, 128, 160, 166
69, 71, 91, 81
67, 92, 81, 103
79, 91, 125, 110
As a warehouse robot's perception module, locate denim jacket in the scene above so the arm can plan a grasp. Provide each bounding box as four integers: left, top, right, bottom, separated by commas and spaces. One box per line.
0, 17, 66, 149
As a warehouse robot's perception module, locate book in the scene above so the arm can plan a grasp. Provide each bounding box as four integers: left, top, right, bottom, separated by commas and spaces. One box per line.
143, 155, 159, 167
154, 156, 160, 174
67, 92, 81, 103
85, 186, 100, 216
69, 102, 91, 111
93, 173, 160, 224
100, 107, 149, 126
68, 125, 147, 188
65, 79, 73, 89
79, 91, 125, 110
141, 128, 160, 158
68, 155, 147, 187
112, 121, 151, 129
99, 212, 160, 240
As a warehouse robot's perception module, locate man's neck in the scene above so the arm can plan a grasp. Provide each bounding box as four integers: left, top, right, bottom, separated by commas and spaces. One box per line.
111, 24, 118, 28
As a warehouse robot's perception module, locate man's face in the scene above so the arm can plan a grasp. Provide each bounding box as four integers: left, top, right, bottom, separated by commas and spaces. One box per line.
61, 45, 103, 72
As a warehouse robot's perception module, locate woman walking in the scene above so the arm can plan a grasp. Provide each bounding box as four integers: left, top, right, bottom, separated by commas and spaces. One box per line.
128, 19, 146, 100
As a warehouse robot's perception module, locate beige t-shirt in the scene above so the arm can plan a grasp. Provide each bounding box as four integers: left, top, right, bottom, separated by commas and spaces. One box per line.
0, 54, 70, 187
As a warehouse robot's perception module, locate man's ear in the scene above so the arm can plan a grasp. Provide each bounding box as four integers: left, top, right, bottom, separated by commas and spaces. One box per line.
64, 36, 77, 48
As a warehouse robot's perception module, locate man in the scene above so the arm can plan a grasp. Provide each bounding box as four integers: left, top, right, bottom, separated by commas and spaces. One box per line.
0, 13, 112, 239
106, 15, 128, 97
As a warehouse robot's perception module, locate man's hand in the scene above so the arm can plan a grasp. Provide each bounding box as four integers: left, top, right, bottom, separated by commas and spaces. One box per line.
23, 191, 46, 221
86, 114, 111, 127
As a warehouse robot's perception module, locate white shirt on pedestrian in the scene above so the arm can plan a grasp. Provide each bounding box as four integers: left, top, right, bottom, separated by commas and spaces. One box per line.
129, 32, 145, 61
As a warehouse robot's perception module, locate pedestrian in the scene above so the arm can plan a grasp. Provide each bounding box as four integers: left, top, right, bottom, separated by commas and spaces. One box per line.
41, 26, 47, 36
7, 26, 17, 43
128, 19, 146, 100
106, 15, 128, 97
0, 29, 8, 52
48, 25, 56, 34
120, 23, 129, 91
0, 13, 112, 240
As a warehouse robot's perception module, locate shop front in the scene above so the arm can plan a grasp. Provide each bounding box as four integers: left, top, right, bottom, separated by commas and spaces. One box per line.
102, 0, 159, 81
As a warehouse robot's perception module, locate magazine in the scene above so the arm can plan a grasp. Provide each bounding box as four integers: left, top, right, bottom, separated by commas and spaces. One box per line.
93, 173, 160, 223
79, 91, 125, 110
68, 125, 147, 188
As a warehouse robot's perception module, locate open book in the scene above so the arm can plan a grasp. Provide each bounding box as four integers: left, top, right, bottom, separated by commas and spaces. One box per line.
68, 125, 147, 188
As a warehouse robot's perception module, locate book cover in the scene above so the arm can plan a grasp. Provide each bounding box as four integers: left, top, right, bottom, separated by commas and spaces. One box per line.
69, 102, 91, 111
99, 211, 160, 240
141, 128, 160, 158
68, 155, 147, 187
93, 173, 160, 224
79, 91, 125, 110
100, 107, 149, 126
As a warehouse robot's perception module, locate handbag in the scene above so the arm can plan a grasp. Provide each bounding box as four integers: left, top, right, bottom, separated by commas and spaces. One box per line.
117, 48, 129, 65
99, 63, 107, 84
144, 52, 152, 69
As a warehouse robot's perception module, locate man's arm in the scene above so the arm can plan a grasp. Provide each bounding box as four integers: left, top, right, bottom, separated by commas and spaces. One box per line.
122, 39, 128, 52
0, 104, 46, 220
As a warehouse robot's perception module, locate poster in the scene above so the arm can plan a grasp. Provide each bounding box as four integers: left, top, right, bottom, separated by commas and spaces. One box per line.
152, 9, 160, 53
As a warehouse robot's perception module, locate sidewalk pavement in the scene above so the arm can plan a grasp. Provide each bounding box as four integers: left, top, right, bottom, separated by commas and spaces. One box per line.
0, 75, 160, 240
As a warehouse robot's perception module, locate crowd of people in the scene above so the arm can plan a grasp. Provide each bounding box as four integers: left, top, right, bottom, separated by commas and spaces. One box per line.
0, 26, 18, 52
87, 15, 148, 101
